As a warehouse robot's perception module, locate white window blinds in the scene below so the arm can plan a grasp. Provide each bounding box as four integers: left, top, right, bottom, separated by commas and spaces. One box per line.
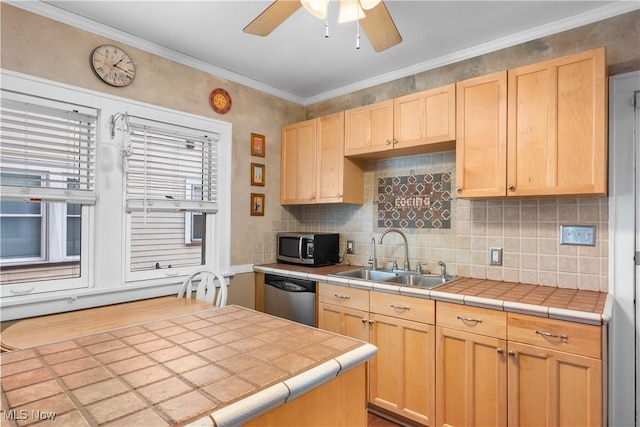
0, 90, 98, 204
124, 116, 218, 213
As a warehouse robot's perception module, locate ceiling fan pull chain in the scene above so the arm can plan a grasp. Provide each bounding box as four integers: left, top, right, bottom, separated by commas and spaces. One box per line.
325, 17, 330, 38
356, 15, 361, 49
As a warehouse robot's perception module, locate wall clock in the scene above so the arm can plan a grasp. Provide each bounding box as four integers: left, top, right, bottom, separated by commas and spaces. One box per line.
209, 88, 232, 114
91, 44, 136, 87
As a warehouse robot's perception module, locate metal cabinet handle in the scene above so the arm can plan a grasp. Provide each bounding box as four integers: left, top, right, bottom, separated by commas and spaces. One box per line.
456, 186, 462, 192
361, 318, 368, 323
535, 329, 568, 340
508, 350, 517, 356
386, 139, 392, 145
457, 315, 482, 323
393, 138, 398, 145
497, 348, 504, 354
368, 319, 374, 324
309, 195, 315, 200
507, 184, 515, 190
334, 294, 351, 299
390, 304, 410, 310
337, 193, 342, 198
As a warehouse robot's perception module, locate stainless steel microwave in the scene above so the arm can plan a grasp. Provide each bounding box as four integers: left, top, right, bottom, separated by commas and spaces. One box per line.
277, 232, 339, 266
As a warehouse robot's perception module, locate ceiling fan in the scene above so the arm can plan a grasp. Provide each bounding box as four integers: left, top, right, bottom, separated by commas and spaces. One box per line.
243, 0, 402, 52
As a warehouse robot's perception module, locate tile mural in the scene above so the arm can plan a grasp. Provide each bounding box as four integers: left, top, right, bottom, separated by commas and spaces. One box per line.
377, 172, 452, 229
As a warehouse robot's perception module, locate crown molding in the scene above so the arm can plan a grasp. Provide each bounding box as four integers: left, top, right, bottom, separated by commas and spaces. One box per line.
6, 0, 306, 105
304, 1, 640, 105
7, 1, 638, 107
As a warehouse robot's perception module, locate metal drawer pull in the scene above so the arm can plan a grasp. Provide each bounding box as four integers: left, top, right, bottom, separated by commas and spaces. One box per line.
535, 329, 568, 340
508, 350, 517, 356
334, 294, 351, 299
457, 315, 482, 323
497, 348, 504, 354
390, 304, 410, 310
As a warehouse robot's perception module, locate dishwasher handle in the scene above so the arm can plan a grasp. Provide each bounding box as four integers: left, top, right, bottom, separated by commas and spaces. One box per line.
266, 280, 310, 292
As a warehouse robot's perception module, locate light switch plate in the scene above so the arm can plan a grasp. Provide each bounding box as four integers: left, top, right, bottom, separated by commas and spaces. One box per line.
560, 225, 596, 246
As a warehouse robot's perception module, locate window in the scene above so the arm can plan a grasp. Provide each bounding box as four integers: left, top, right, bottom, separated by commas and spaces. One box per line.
0, 90, 96, 292
185, 180, 203, 245
121, 115, 219, 279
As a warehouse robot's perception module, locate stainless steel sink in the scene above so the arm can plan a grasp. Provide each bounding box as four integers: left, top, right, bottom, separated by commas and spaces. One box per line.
387, 273, 460, 288
330, 268, 460, 289
333, 268, 399, 281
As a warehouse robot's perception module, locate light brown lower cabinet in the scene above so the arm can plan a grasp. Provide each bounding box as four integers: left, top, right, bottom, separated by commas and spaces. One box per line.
318, 283, 436, 425
368, 292, 436, 425
316, 283, 605, 427
435, 302, 508, 427
506, 313, 603, 427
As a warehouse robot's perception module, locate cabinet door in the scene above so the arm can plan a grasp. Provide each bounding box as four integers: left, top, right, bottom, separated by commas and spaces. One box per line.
316, 112, 345, 204
394, 84, 456, 149
435, 327, 507, 427
456, 71, 508, 198
507, 341, 602, 427
316, 112, 364, 204
507, 47, 607, 196
317, 302, 369, 342
345, 100, 394, 156
369, 313, 435, 426
281, 119, 316, 204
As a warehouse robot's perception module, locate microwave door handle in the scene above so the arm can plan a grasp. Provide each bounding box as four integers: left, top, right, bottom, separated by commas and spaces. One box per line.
298, 238, 304, 260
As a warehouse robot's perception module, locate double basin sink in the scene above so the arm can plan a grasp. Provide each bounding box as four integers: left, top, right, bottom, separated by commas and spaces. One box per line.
329, 268, 460, 289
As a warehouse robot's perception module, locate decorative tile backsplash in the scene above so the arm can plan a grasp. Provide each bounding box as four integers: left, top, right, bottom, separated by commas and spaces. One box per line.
377, 173, 452, 229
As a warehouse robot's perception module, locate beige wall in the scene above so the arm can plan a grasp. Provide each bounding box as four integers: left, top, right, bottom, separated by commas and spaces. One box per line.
2, 5, 639, 294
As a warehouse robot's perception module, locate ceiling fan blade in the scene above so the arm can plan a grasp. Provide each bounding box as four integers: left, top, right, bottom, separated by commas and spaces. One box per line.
359, 1, 402, 52
243, 0, 302, 36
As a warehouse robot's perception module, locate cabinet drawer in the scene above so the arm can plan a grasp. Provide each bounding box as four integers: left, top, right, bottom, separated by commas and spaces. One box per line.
369, 291, 435, 324
508, 313, 601, 359
436, 302, 507, 339
318, 283, 369, 311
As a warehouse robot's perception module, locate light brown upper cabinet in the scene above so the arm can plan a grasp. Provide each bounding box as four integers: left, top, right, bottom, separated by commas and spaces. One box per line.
455, 71, 508, 198
456, 47, 607, 198
345, 84, 456, 159
281, 112, 364, 205
507, 47, 607, 197
281, 118, 317, 204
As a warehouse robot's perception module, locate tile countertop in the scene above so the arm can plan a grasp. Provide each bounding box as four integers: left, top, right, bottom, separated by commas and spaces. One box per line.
255, 263, 612, 326
0, 305, 376, 427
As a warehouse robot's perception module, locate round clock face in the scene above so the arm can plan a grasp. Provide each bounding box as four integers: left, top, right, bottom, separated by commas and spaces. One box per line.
91, 45, 136, 87
209, 88, 232, 114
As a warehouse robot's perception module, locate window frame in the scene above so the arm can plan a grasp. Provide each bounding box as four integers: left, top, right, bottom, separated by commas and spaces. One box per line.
0, 70, 231, 314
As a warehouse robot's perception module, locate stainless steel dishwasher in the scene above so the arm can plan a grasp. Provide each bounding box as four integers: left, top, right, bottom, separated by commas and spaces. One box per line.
263, 274, 316, 327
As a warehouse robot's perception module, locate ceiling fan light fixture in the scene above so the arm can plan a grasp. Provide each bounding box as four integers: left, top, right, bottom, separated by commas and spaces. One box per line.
338, 0, 366, 23
359, 0, 381, 10
301, 0, 329, 19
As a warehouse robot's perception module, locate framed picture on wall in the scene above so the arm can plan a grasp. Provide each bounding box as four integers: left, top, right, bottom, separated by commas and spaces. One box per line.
250, 193, 264, 216
251, 133, 265, 157
251, 163, 265, 186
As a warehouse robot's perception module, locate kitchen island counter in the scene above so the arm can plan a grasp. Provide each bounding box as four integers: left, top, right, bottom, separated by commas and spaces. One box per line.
0, 305, 376, 426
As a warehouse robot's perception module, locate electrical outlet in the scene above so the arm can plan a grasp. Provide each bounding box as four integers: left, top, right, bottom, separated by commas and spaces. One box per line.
490, 248, 502, 266
347, 240, 354, 254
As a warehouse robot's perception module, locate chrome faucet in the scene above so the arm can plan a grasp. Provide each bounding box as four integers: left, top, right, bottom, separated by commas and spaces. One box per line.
369, 237, 378, 271
379, 229, 410, 271
438, 261, 447, 279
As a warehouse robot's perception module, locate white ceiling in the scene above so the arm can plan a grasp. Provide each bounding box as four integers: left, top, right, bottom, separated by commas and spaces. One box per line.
14, 1, 638, 105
